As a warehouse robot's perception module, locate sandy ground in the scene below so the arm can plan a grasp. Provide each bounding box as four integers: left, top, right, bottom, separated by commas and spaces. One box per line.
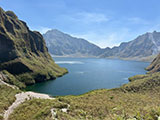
4, 92, 54, 120
0, 73, 69, 120
0, 74, 18, 89
0, 73, 54, 120
0, 79, 17, 89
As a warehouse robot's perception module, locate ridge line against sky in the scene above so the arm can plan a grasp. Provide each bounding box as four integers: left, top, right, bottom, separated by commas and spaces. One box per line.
0, 0, 160, 48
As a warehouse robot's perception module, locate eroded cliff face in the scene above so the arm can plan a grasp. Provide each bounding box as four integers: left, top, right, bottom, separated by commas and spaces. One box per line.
0, 8, 67, 88
0, 8, 48, 62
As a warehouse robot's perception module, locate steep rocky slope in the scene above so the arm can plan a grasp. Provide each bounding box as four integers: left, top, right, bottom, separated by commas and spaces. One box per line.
100, 31, 160, 61
146, 53, 160, 73
44, 29, 160, 61
0, 8, 67, 88
43, 29, 104, 57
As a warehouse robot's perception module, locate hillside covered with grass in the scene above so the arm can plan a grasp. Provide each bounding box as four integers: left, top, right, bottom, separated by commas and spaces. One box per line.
0, 7, 67, 88
0, 54, 159, 120
1, 74, 160, 120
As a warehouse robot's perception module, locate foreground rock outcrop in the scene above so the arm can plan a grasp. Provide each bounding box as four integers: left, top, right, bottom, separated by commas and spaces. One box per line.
0, 8, 67, 88
146, 53, 160, 73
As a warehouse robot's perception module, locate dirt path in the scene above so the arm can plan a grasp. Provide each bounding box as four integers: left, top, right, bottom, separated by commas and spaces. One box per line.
0, 74, 18, 89
0, 79, 17, 89
0, 73, 70, 120
4, 92, 54, 120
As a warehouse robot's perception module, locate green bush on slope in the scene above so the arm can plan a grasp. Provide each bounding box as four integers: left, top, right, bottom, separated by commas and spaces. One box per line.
0, 85, 20, 114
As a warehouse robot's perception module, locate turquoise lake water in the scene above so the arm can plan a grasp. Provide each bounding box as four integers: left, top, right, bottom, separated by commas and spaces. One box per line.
26, 57, 150, 96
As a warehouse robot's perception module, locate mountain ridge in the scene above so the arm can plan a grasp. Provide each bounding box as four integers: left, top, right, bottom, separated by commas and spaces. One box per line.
44, 29, 160, 61
100, 31, 160, 58
43, 29, 104, 57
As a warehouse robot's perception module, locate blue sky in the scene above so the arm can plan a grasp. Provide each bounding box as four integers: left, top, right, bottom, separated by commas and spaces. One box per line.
0, 0, 160, 48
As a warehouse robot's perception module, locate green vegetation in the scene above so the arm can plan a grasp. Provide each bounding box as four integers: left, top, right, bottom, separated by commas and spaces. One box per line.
6, 71, 160, 120
123, 72, 160, 92
1, 54, 68, 88
5, 11, 18, 19
55, 88, 160, 120
6, 87, 160, 120
0, 7, 160, 120
0, 7, 68, 88
0, 85, 20, 119
146, 54, 160, 73
0, 65, 160, 120
8, 98, 68, 120
1, 70, 25, 88
1, 59, 160, 119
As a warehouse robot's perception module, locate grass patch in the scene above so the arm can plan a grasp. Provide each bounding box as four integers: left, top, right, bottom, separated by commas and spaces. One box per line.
1, 70, 160, 119
8, 87, 160, 120
56, 88, 160, 120
9, 99, 68, 120
122, 72, 160, 92
5, 71, 160, 119
1, 70, 25, 88
0, 85, 20, 114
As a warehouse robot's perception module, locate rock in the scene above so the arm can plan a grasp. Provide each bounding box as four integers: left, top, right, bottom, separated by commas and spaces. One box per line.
146, 53, 160, 73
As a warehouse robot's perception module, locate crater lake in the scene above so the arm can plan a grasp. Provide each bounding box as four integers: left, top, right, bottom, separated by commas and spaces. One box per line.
26, 57, 150, 96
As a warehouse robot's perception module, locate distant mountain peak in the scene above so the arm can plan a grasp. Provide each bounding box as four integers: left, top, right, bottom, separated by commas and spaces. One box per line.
43, 29, 103, 57
49, 29, 61, 32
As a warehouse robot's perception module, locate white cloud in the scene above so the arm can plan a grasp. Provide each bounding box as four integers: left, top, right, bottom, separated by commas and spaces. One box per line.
69, 12, 109, 24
